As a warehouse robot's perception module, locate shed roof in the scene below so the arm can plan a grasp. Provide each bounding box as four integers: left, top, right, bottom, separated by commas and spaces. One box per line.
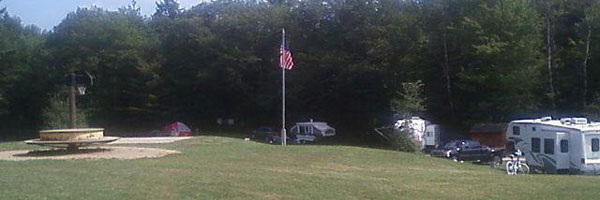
469, 123, 507, 134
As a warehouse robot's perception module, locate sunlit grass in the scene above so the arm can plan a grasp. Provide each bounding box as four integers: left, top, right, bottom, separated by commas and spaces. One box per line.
0, 136, 598, 199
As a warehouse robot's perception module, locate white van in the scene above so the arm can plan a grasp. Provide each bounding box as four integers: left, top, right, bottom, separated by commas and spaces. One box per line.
506, 117, 600, 174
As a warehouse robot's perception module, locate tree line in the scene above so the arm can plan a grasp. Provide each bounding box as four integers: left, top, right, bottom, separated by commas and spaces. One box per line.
1, 0, 600, 140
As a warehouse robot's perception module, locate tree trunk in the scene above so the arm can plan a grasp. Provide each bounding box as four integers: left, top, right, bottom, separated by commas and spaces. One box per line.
441, 0, 454, 118
545, 15, 556, 111
442, 32, 454, 117
583, 23, 591, 108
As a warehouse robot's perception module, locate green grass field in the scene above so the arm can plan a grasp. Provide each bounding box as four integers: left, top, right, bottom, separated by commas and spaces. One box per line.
0, 136, 599, 200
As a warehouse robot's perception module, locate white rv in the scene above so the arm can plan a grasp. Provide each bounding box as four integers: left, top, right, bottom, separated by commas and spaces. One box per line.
506, 117, 600, 174
395, 117, 440, 149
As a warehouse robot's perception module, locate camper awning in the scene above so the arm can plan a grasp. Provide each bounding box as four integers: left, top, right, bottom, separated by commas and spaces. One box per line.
312, 122, 334, 131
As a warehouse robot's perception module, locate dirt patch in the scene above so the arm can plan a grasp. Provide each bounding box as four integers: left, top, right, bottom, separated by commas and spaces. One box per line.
0, 146, 180, 161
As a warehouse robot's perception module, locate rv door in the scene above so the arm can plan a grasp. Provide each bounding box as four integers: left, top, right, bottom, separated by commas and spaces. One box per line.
556, 132, 570, 171
424, 125, 439, 147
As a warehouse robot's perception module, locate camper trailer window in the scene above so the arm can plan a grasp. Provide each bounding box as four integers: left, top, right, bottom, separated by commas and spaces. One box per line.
593, 139, 600, 152
560, 140, 568, 153
532, 138, 540, 153
544, 139, 554, 154
513, 126, 520, 135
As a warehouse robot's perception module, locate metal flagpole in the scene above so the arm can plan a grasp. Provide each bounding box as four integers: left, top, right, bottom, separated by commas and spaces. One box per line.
281, 28, 287, 146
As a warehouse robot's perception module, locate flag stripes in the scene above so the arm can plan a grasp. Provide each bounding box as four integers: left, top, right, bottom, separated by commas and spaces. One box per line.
280, 42, 294, 70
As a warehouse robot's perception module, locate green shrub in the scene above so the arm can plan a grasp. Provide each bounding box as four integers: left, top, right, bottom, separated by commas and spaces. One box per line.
41, 94, 88, 129
388, 129, 420, 153
387, 80, 425, 153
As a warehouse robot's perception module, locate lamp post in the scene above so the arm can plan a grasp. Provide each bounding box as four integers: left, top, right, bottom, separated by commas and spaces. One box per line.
69, 72, 77, 129
67, 71, 93, 129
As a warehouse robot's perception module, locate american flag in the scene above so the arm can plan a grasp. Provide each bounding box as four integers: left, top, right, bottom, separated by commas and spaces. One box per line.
280, 42, 294, 70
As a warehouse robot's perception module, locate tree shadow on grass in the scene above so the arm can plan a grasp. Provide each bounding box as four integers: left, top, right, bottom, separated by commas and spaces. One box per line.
13, 148, 111, 157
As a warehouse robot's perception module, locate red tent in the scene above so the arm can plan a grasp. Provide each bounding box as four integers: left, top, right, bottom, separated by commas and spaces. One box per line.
163, 122, 192, 137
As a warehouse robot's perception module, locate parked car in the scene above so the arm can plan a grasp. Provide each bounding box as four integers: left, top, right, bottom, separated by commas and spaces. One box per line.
250, 127, 278, 142
271, 135, 299, 144
430, 139, 504, 163
250, 126, 299, 144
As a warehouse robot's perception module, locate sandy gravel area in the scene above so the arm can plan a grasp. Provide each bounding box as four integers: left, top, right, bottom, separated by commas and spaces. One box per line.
0, 146, 180, 161
110, 136, 193, 144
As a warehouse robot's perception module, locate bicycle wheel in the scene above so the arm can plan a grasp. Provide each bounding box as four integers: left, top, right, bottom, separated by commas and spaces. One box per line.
505, 161, 516, 175
517, 163, 530, 174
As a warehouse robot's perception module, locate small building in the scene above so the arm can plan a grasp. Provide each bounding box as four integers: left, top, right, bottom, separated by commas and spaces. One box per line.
468, 123, 507, 148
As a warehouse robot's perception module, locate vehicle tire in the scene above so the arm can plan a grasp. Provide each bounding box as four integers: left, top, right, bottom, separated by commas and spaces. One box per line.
518, 163, 530, 175
490, 155, 502, 169
506, 161, 516, 175
266, 136, 273, 143
451, 155, 460, 162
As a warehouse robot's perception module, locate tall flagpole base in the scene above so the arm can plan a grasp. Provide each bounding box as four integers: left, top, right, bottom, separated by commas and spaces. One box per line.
281, 128, 287, 146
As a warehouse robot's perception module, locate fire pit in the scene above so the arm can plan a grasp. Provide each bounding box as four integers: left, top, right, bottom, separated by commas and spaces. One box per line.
24, 72, 119, 151
25, 128, 118, 151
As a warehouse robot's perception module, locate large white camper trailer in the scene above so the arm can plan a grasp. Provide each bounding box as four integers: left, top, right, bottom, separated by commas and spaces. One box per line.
506, 117, 600, 174
395, 117, 440, 149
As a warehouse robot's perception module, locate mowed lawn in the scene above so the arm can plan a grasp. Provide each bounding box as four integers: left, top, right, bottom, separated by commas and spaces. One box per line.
0, 136, 599, 200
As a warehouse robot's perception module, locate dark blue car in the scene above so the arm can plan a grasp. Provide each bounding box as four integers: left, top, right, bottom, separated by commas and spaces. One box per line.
430, 140, 504, 163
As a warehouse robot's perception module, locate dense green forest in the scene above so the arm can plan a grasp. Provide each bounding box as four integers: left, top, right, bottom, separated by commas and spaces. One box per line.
2, 0, 600, 140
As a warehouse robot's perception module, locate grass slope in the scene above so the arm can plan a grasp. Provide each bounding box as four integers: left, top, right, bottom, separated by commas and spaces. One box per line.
0, 136, 599, 199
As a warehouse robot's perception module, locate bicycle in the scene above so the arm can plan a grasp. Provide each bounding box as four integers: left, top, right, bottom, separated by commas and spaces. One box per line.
506, 149, 530, 175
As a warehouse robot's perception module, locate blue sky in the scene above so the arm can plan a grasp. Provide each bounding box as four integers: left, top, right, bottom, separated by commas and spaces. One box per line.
0, 0, 203, 30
